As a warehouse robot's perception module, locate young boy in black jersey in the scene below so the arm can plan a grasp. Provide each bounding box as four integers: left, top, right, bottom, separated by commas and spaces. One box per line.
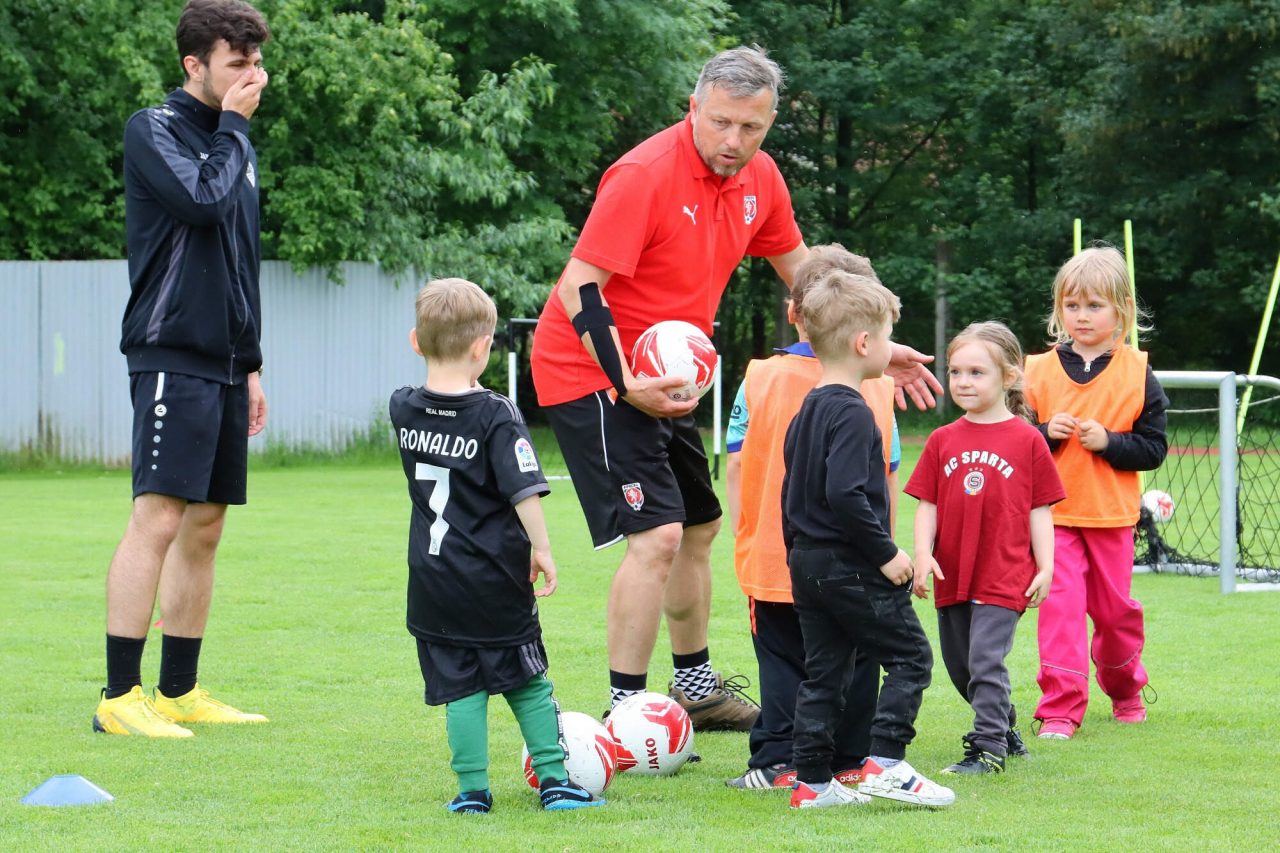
781, 270, 953, 809
390, 278, 605, 814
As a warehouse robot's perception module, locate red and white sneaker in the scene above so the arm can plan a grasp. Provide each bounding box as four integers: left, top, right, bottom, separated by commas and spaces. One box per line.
726, 764, 796, 790
856, 758, 954, 807
789, 779, 871, 809
833, 763, 865, 786
1037, 718, 1078, 740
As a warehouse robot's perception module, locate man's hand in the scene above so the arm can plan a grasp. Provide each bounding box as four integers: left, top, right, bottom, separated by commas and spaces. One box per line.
1077, 419, 1110, 452
531, 548, 557, 598
222, 67, 268, 119
912, 555, 943, 599
1046, 412, 1078, 441
880, 548, 914, 586
247, 371, 267, 436
620, 375, 698, 419
885, 343, 942, 411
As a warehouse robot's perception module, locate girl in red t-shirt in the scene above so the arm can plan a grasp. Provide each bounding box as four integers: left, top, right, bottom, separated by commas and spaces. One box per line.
906, 322, 1065, 775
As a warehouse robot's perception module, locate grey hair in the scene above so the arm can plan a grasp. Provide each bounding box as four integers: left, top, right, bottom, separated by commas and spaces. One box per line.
693, 46, 783, 110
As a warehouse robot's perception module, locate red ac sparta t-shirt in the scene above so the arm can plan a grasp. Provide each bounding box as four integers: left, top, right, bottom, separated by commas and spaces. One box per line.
531, 114, 803, 406
904, 417, 1066, 612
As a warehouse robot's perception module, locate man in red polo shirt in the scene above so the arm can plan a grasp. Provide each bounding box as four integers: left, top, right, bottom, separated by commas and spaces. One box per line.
531, 47, 939, 730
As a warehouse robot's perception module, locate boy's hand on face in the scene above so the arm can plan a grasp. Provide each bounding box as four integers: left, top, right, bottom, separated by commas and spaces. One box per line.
1077, 419, 1109, 452
1046, 412, 1078, 441
880, 548, 914, 586
530, 548, 557, 597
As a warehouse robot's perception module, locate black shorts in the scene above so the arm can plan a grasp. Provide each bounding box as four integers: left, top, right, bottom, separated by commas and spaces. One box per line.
416, 637, 549, 706
130, 371, 249, 505
544, 390, 722, 549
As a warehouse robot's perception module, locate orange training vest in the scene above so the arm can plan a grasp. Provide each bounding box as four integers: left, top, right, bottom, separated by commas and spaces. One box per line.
734, 356, 895, 602
1024, 345, 1147, 527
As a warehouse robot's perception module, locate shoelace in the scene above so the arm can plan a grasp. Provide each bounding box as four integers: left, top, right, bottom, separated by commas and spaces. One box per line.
1142, 683, 1159, 705
720, 674, 761, 708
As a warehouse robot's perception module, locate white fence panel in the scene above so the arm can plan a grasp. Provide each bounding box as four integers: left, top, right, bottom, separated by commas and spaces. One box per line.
1, 260, 425, 461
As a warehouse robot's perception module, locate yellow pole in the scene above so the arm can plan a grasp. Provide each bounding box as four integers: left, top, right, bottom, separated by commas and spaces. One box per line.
1237, 253, 1280, 433
1124, 220, 1139, 349
1073, 218, 1082, 255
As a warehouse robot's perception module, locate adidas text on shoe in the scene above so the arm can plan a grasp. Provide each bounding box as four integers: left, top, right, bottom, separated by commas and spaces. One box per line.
447, 790, 493, 814
833, 764, 865, 786
152, 684, 268, 724
726, 764, 796, 790
1112, 694, 1147, 724
857, 759, 955, 807
92, 686, 193, 738
1037, 719, 1077, 740
789, 780, 871, 809
668, 673, 759, 732
941, 741, 1005, 775
539, 778, 606, 811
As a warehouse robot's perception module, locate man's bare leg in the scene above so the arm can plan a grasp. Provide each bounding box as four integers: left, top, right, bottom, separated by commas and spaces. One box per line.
606, 523, 683, 702
158, 502, 227, 637
106, 493, 187, 639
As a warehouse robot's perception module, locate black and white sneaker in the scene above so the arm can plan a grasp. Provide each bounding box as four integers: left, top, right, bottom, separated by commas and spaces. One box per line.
725, 763, 796, 790
1006, 726, 1029, 757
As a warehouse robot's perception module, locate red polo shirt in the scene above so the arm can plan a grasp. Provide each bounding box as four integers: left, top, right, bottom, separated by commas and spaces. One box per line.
531, 114, 803, 406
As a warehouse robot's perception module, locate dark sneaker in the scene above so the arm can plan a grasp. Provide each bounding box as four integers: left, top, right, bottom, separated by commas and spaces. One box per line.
941, 739, 1005, 775
725, 763, 796, 790
1006, 726, 1029, 757
539, 778, 606, 811
447, 790, 493, 814
668, 673, 760, 732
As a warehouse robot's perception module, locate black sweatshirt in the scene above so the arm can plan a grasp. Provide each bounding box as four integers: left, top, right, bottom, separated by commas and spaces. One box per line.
120, 89, 262, 383
1033, 343, 1169, 471
781, 384, 899, 568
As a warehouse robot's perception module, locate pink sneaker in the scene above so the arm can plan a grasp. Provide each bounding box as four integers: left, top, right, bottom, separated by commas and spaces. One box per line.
1112, 695, 1147, 723
1037, 719, 1078, 740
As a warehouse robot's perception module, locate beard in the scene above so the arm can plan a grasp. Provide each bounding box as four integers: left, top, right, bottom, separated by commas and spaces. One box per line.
693, 136, 745, 178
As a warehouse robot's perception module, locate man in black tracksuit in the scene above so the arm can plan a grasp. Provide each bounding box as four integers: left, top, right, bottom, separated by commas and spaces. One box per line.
92, 0, 273, 738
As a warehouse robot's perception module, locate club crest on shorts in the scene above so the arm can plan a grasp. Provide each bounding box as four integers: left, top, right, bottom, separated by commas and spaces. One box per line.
963, 470, 985, 496
514, 437, 538, 473
743, 195, 758, 225
622, 482, 644, 511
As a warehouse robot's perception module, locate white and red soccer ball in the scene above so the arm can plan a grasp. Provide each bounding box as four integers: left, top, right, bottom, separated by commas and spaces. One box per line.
522, 711, 618, 797
604, 692, 695, 776
630, 320, 718, 402
1142, 489, 1176, 523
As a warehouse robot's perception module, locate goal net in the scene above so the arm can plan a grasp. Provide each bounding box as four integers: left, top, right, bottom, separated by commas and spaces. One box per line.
1134, 371, 1280, 589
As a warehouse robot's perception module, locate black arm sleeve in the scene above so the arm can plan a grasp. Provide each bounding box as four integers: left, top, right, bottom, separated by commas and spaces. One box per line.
1099, 366, 1169, 471
570, 282, 628, 397
125, 109, 251, 227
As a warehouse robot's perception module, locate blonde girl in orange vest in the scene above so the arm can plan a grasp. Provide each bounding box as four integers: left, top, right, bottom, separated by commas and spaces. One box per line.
1024, 246, 1169, 740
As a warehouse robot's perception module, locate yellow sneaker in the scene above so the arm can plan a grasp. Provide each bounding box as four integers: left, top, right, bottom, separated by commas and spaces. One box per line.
153, 684, 268, 724
93, 685, 194, 738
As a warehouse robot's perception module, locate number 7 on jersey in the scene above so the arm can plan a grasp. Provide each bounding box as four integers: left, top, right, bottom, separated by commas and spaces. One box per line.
414, 463, 452, 555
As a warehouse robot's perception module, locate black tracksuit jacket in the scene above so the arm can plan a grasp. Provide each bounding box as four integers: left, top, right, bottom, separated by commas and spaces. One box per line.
120, 88, 263, 384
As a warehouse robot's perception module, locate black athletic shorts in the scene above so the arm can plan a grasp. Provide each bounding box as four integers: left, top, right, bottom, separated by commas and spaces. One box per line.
130, 371, 249, 505
544, 390, 722, 549
416, 637, 549, 706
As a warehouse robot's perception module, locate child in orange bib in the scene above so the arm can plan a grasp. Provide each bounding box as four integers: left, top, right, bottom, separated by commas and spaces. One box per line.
1025, 247, 1168, 739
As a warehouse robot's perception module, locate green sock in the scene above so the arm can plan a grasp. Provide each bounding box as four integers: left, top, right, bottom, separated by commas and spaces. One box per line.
506, 674, 568, 782
446, 691, 491, 793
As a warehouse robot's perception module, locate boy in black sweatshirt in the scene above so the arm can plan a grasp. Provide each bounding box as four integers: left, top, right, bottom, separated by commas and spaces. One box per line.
781, 270, 953, 809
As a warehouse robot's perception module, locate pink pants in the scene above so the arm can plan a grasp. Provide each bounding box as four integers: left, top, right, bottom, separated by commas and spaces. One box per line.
1035, 525, 1148, 726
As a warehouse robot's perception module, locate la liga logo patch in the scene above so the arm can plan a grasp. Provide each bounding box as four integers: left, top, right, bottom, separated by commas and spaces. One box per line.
514, 437, 538, 473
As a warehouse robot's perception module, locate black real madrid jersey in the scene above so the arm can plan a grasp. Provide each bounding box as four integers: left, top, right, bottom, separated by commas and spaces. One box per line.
390, 386, 550, 647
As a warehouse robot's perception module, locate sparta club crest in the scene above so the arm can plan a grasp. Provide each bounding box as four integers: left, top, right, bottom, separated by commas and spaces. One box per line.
963, 470, 986, 496
622, 482, 645, 511
743, 195, 758, 225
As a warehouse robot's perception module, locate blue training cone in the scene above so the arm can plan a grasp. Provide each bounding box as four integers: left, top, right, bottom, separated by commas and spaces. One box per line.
22, 775, 114, 807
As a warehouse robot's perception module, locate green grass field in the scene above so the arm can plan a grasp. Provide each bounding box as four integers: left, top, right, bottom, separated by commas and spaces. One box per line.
3, 444, 1280, 851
